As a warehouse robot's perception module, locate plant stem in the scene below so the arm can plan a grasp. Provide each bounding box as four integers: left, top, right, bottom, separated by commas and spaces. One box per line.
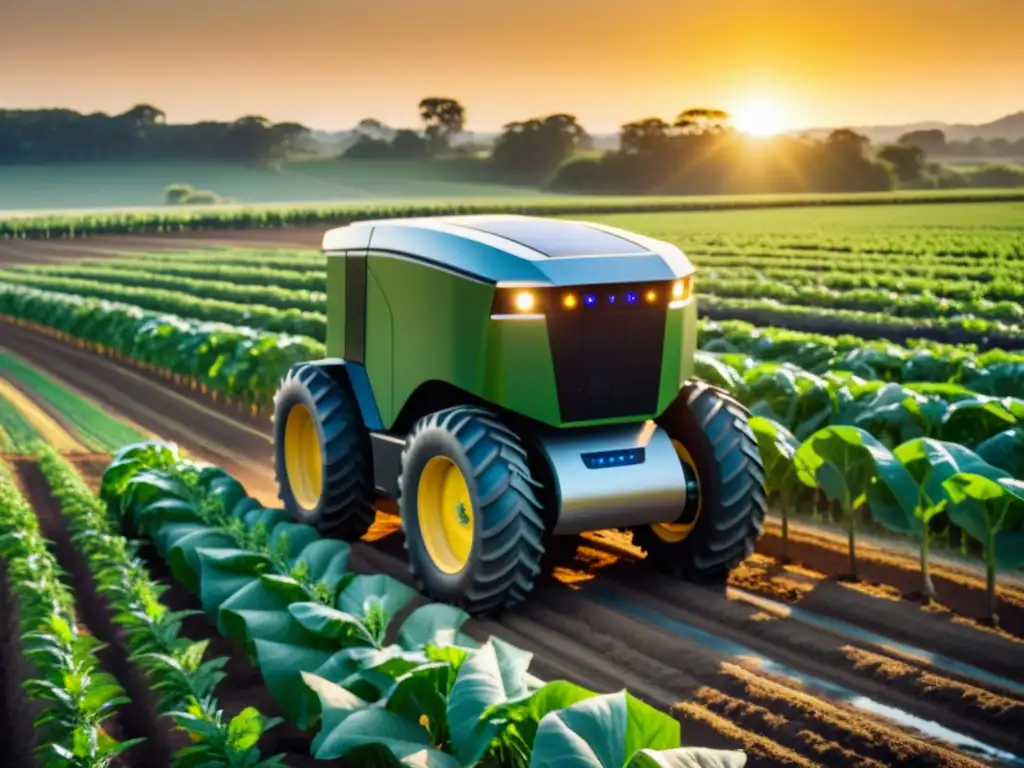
847, 506, 858, 581
986, 527, 999, 628
920, 528, 935, 604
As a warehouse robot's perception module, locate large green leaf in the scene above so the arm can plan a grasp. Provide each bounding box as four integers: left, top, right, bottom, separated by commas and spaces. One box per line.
795, 426, 917, 516
529, 690, 679, 767
484, 680, 597, 758
218, 574, 314, 646
943, 474, 1024, 569
385, 662, 458, 748
196, 547, 271, 618
894, 438, 1006, 511
302, 672, 369, 754
447, 637, 534, 764
975, 428, 1024, 478
748, 417, 800, 500
693, 352, 746, 396
164, 528, 236, 594
307, 707, 458, 766
253, 638, 337, 730
937, 398, 1018, 447
290, 538, 352, 593
398, 604, 475, 650
290, 602, 379, 645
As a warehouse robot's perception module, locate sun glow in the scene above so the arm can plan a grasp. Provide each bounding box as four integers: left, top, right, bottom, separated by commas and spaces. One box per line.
734, 99, 786, 137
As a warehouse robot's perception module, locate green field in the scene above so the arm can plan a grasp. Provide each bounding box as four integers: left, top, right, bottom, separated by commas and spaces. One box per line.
0, 159, 550, 211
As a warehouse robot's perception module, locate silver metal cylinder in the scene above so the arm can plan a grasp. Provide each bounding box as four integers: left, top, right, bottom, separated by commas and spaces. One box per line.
536, 421, 689, 535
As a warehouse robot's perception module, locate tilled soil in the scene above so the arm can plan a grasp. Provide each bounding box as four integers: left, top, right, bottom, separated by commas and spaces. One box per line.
3, 324, 1023, 767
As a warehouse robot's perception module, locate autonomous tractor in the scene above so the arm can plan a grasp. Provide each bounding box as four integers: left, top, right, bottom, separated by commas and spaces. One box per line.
273, 214, 767, 615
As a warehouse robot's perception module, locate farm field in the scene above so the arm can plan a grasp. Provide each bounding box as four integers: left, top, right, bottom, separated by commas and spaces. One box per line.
0, 159, 550, 211
0, 197, 1023, 765
1, 323, 1023, 767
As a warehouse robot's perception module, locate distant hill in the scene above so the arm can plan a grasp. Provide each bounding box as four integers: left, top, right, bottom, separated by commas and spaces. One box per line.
793, 111, 1024, 143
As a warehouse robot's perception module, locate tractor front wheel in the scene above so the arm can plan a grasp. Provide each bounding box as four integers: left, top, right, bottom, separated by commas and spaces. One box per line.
632, 381, 767, 581
398, 405, 546, 616
273, 363, 375, 540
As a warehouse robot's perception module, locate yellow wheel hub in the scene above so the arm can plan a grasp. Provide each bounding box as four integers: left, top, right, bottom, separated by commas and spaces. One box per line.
651, 439, 702, 543
283, 403, 323, 510
417, 456, 475, 574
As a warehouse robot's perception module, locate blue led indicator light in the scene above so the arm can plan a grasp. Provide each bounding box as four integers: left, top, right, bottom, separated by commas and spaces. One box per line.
584, 293, 596, 307
608, 294, 616, 304
626, 292, 638, 304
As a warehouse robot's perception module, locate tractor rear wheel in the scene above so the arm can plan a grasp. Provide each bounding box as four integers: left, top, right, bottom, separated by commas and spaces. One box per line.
398, 405, 546, 616
273, 363, 375, 540
632, 381, 766, 581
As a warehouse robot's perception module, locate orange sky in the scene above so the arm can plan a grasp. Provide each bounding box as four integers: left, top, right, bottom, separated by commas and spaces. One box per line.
1, 0, 1020, 132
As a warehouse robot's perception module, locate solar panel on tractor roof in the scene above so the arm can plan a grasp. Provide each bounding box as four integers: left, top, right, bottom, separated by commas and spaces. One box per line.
449, 217, 649, 258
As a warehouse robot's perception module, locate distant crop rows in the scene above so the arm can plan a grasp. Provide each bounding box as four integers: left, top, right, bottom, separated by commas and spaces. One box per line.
8, 224, 1024, 346
3, 188, 1024, 239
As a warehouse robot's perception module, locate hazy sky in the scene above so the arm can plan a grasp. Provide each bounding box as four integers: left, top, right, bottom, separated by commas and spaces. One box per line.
2, 0, 1020, 133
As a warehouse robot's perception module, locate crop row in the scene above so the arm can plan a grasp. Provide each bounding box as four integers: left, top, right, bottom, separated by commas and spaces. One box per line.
99, 440, 746, 766
4, 189, 1022, 238
700, 264, 1024, 302
751, 417, 1024, 626
6, 264, 327, 313
29, 252, 1024, 311
2, 282, 1021, 417
0, 284, 324, 410
699, 277, 1024, 323
0, 456, 141, 765
10, 257, 1024, 349
686, 229, 1024, 260
695, 350, 1023, 452
0, 272, 326, 340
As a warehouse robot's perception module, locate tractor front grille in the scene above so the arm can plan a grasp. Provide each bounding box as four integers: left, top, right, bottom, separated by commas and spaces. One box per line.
547, 305, 667, 423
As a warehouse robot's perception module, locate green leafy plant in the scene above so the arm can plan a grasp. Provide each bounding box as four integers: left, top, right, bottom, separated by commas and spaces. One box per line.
0, 458, 140, 766
794, 426, 917, 580
869, 439, 1006, 603
37, 446, 286, 765
101, 441, 747, 767
749, 416, 801, 560
942, 473, 1024, 627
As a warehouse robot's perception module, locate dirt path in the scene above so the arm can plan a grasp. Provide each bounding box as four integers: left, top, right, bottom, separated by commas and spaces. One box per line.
2, 327, 1023, 767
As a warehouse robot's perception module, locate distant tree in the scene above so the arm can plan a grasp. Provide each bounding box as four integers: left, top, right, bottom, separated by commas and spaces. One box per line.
491, 113, 589, 182
826, 128, 870, 159
355, 118, 393, 141
620, 118, 671, 154
119, 103, 166, 129
389, 129, 429, 158
418, 97, 466, 151
877, 142, 927, 183
343, 136, 392, 158
898, 129, 947, 155
673, 107, 731, 134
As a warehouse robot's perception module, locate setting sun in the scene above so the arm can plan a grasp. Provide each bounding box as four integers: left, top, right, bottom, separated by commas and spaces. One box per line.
734, 100, 786, 137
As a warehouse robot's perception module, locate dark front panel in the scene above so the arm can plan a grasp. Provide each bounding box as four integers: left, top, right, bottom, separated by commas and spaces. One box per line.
547, 305, 667, 423
345, 251, 367, 363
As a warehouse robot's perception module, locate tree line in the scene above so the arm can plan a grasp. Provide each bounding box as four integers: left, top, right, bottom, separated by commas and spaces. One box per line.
3, 98, 1022, 196
0, 105, 309, 166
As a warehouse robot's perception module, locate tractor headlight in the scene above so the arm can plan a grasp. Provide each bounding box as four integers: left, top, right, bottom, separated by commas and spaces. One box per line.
669, 276, 694, 307
491, 286, 547, 317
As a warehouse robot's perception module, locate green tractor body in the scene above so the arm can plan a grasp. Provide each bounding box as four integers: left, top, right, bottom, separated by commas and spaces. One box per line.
274, 215, 766, 615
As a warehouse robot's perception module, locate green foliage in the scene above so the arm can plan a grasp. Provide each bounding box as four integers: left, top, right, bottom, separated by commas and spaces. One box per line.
101, 442, 745, 767
35, 446, 286, 765
0, 458, 139, 766
0, 351, 146, 452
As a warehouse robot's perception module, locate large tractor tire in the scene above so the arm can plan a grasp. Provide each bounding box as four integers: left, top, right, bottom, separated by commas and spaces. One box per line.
632, 381, 767, 581
273, 363, 375, 540
398, 405, 546, 616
